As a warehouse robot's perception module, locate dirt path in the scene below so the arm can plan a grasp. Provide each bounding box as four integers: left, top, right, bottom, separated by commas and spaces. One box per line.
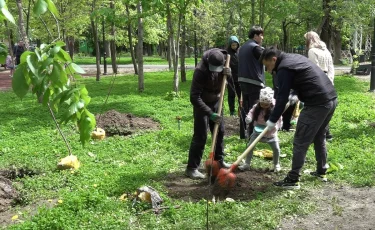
0, 70, 12, 91
278, 184, 375, 230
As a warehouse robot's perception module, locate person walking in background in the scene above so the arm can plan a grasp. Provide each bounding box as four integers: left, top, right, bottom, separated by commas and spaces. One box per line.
238, 26, 265, 139
260, 47, 337, 189
13, 40, 25, 66
304, 31, 335, 141
226, 35, 241, 117
185, 48, 232, 179
5, 52, 15, 77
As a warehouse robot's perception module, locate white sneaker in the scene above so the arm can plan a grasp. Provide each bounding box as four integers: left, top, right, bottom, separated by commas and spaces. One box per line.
238, 164, 250, 171
273, 164, 281, 172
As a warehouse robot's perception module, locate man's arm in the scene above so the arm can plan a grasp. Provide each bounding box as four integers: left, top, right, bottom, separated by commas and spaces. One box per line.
253, 46, 264, 60
269, 69, 295, 123
190, 70, 213, 116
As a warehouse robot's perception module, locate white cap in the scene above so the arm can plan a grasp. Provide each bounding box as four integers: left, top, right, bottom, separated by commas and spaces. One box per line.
259, 87, 274, 104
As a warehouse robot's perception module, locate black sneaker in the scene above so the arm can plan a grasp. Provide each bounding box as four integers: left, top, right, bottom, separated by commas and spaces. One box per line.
273, 176, 300, 189
310, 171, 328, 182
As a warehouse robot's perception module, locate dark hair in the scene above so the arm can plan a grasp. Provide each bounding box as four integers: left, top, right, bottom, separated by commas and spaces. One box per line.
248, 26, 264, 39
259, 46, 281, 63
252, 101, 274, 123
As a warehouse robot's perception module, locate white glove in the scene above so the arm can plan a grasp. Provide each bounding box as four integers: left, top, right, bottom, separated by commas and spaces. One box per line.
245, 116, 252, 125
266, 120, 276, 129
288, 94, 299, 105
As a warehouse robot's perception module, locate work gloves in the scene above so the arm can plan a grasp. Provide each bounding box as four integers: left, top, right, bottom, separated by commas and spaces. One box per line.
223, 67, 232, 78
210, 113, 222, 124
288, 94, 299, 105
245, 116, 252, 125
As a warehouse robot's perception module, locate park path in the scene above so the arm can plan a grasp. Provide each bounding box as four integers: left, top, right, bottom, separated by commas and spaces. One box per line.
0, 65, 352, 91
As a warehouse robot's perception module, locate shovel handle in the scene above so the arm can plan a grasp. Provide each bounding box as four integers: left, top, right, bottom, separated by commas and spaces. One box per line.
210, 54, 231, 153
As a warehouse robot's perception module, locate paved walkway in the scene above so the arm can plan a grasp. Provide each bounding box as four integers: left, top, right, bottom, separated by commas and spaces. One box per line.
0, 65, 355, 91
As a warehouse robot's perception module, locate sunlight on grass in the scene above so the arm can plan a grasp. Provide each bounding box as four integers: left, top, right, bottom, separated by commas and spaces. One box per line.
1, 73, 375, 229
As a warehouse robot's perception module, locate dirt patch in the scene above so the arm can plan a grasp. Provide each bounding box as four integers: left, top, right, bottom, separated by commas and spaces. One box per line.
224, 116, 240, 137
96, 110, 160, 136
165, 168, 277, 202
279, 184, 375, 230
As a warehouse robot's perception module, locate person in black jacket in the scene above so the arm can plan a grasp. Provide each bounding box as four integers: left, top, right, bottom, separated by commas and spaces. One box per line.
13, 41, 25, 66
185, 48, 232, 179
226, 36, 241, 117
260, 47, 337, 189
238, 26, 265, 139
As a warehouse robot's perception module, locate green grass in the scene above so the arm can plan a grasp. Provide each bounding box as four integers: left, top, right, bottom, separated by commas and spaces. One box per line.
1, 72, 375, 229
73, 55, 196, 65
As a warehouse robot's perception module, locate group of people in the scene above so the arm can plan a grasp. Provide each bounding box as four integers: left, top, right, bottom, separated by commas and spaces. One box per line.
5, 40, 25, 77
185, 26, 337, 190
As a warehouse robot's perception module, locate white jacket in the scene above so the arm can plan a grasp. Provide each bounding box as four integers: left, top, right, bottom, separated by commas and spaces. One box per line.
308, 42, 335, 85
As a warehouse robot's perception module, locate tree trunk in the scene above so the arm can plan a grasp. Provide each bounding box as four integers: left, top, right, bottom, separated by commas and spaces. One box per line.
282, 20, 288, 51
320, 0, 332, 51
167, 5, 173, 70
67, 36, 74, 60
332, 27, 342, 64
26, 0, 31, 37
158, 42, 163, 57
251, 0, 255, 25
110, 1, 117, 74
126, 4, 138, 74
16, 0, 30, 49
172, 13, 182, 92
180, 15, 187, 82
259, 0, 265, 28
91, 0, 101, 81
137, 1, 144, 92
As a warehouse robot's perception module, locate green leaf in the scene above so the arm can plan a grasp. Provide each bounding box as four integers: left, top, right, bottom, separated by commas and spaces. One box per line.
69, 63, 85, 74
12, 63, 30, 99
50, 61, 67, 86
56, 49, 72, 62
50, 46, 61, 56
20, 51, 33, 64
78, 109, 96, 146
45, 0, 59, 17
42, 87, 52, 105
1, 7, 16, 24
54, 41, 65, 47
26, 54, 39, 77
33, 0, 48, 16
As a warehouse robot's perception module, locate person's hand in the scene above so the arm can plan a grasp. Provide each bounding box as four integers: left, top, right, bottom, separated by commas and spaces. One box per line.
266, 120, 276, 130
223, 67, 232, 78
288, 94, 299, 105
210, 113, 222, 124
245, 116, 252, 125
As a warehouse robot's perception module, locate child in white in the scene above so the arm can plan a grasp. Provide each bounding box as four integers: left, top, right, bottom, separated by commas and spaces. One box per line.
6, 54, 15, 77
239, 87, 283, 172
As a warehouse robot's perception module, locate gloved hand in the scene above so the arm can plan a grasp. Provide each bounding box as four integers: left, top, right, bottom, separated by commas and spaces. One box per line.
288, 94, 299, 105
266, 120, 276, 130
223, 67, 232, 78
210, 113, 222, 124
245, 116, 252, 125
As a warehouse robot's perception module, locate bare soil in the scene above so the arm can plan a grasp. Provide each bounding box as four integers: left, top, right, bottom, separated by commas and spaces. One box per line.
224, 116, 241, 137
95, 110, 160, 136
165, 168, 276, 202
279, 184, 375, 230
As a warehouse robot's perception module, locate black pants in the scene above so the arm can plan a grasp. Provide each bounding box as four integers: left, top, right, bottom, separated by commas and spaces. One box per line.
240, 84, 262, 139
227, 80, 241, 115
187, 101, 225, 169
288, 98, 338, 179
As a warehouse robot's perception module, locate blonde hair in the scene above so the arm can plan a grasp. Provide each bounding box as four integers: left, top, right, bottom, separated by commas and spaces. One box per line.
304, 31, 323, 49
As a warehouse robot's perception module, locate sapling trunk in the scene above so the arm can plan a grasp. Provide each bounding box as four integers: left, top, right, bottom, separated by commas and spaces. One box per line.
48, 103, 72, 156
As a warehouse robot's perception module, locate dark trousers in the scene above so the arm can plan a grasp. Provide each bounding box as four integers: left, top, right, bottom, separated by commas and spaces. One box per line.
227, 80, 241, 115
288, 98, 338, 179
187, 101, 225, 169
282, 103, 297, 131
240, 84, 262, 139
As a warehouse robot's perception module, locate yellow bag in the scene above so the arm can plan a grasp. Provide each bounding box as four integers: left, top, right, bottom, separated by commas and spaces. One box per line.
91, 127, 106, 140
57, 155, 80, 170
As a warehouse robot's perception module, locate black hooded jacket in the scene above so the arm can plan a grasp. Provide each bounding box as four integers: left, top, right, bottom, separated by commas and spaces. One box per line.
226, 36, 239, 82
190, 48, 228, 116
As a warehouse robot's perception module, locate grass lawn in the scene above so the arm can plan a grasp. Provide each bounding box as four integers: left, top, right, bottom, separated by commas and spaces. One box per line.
73, 55, 196, 66
1, 71, 375, 229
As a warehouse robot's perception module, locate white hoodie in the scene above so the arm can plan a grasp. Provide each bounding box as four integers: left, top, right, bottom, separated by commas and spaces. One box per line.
308, 42, 335, 85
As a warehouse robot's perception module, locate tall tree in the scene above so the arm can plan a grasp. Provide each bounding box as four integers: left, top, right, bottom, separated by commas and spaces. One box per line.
90, 0, 101, 81
125, 3, 138, 74
137, 1, 144, 92
109, 0, 117, 74
16, 0, 30, 49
